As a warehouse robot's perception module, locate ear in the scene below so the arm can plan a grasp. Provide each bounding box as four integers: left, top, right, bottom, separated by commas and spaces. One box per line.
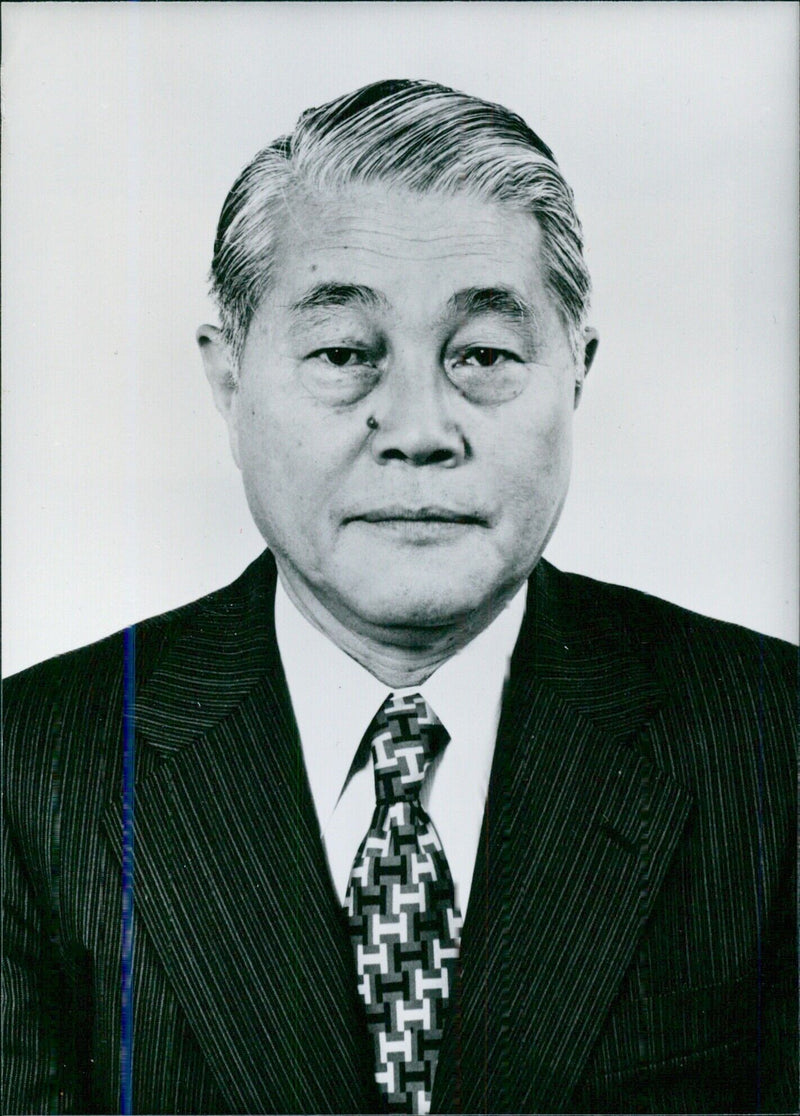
197, 324, 242, 467
573, 327, 599, 409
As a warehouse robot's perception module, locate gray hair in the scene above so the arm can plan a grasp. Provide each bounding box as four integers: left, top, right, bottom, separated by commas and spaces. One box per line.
210, 79, 591, 363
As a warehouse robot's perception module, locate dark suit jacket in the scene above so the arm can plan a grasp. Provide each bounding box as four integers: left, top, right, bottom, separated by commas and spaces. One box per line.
3, 552, 797, 1114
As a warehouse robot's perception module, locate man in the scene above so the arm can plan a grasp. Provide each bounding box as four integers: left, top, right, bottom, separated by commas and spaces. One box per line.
3, 79, 796, 1115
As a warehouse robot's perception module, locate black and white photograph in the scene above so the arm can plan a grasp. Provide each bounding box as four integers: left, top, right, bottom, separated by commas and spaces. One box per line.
2, 3, 797, 1114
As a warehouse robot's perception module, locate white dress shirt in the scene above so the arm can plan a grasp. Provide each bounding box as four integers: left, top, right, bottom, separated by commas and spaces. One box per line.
274, 579, 527, 916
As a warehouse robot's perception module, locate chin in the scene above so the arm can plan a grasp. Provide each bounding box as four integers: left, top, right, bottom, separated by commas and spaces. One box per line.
339, 570, 505, 635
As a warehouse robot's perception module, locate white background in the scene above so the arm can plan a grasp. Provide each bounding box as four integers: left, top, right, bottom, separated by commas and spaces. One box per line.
3, 1, 797, 676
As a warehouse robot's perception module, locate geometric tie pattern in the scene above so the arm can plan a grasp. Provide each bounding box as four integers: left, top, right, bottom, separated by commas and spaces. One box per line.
345, 693, 463, 1115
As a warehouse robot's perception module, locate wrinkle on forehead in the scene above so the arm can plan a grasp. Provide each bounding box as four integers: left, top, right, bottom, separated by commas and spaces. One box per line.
276, 182, 542, 263
296, 222, 536, 264
259, 182, 561, 343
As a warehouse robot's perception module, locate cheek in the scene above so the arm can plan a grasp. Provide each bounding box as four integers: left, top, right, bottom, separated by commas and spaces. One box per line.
497, 400, 573, 492
238, 394, 301, 474
237, 396, 348, 522
487, 415, 572, 550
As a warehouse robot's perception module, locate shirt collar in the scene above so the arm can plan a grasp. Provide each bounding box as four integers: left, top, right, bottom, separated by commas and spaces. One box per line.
274, 577, 527, 832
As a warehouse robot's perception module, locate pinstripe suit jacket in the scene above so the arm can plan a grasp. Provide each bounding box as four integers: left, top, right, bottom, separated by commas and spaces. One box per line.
3, 552, 797, 1114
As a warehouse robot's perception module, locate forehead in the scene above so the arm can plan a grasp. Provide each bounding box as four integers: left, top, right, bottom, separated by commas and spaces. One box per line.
268, 183, 549, 315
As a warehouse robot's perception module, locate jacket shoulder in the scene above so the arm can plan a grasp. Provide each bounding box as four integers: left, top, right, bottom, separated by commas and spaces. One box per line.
542, 560, 797, 687
2, 553, 274, 794
5, 592, 191, 716
3, 552, 272, 700
537, 560, 797, 844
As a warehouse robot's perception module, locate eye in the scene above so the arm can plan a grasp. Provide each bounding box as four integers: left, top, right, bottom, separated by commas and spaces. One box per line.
459, 346, 516, 368
301, 344, 381, 405
447, 344, 529, 404
313, 347, 366, 367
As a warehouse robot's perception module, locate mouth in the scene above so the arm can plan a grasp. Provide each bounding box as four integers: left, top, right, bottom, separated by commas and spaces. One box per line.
345, 506, 489, 526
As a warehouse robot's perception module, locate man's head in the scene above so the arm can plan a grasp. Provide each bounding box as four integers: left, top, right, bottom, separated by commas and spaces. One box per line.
208, 79, 591, 367
198, 80, 598, 675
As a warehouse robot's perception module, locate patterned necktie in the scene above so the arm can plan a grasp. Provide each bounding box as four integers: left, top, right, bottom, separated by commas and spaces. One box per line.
345, 692, 462, 1115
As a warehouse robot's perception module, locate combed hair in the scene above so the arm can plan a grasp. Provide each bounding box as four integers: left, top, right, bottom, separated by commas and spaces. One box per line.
210, 79, 591, 363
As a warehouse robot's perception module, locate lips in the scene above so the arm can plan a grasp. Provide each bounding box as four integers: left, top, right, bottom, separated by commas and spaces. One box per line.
345, 506, 488, 525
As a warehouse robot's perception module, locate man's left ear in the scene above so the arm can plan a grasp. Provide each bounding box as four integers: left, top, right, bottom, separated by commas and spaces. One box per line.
197, 324, 242, 466
574, 327, 599, 408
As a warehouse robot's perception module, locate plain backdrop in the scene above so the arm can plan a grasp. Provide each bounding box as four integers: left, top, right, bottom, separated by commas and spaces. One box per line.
2, 1, 798, 677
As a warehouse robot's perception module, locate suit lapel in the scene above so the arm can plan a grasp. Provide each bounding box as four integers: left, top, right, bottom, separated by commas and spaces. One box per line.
434, 561, 693, 1113
102, 553, 378, 1113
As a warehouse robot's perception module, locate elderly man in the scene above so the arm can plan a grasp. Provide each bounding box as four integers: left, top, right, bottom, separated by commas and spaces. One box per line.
3, 80, 796, 1115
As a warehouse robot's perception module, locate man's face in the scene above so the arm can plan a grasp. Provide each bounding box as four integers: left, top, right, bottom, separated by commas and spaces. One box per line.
210, 184, 584, 643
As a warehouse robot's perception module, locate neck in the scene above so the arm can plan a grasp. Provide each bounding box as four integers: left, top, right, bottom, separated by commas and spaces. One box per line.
276, 568, 510, 688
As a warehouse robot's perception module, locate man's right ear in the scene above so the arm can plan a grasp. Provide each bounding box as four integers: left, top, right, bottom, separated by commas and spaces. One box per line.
196, 324, 241, 466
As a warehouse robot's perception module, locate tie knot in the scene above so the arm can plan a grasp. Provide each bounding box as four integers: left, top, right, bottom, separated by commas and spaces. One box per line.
368, 692, 447, 804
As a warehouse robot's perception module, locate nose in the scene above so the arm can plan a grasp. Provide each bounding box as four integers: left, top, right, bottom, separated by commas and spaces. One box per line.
368, 359, 467, 467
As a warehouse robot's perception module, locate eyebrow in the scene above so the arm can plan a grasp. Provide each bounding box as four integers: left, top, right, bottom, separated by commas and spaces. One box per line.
444, 286, 535, 327
288, 282, 388, 316
287, 281, 536, 332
